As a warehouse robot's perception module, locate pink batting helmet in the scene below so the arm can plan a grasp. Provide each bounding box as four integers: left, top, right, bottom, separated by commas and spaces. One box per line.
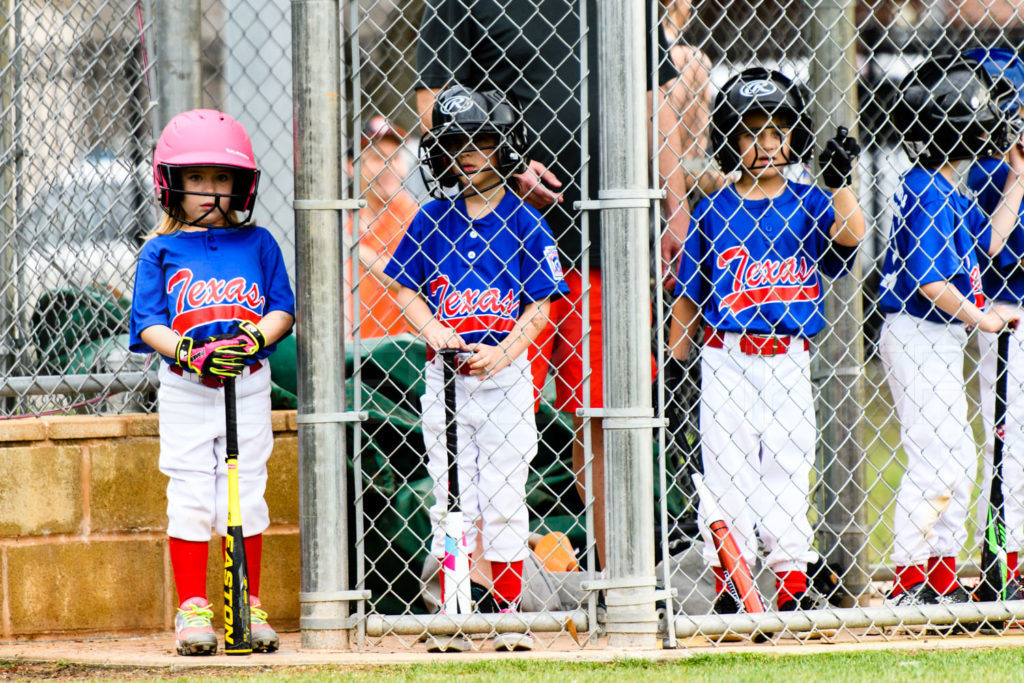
153, 109, 260, 222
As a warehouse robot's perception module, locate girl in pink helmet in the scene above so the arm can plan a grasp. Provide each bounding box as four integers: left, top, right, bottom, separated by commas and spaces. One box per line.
128, 109, 295, 655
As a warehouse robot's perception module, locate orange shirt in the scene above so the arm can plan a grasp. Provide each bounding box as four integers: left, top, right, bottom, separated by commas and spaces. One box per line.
345, 192, 418, 339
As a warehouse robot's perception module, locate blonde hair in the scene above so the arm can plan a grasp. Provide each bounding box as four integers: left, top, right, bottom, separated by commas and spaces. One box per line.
146, 206, 245, 239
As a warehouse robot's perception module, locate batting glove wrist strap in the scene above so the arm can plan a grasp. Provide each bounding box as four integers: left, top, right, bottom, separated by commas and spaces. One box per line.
818, 126, 861, 189
234, 320, 267, 354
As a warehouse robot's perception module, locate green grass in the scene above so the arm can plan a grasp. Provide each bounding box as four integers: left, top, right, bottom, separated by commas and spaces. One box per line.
19, 649, 1024, 682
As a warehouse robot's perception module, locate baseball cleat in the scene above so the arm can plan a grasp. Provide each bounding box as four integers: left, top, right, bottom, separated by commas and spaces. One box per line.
250, 597, 280, 653
425, 633, 472, 653
175, 597, 218, 656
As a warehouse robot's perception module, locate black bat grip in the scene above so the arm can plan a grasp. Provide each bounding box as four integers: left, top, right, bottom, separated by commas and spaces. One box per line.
225, 377, 238, 460
440, 349, 460, 508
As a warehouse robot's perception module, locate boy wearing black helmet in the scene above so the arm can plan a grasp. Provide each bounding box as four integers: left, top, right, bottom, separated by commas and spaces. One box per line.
667, 68, 865, 615
878, 55, 1024, 610
963, 47, 1024, 603
384, 85, 568, 652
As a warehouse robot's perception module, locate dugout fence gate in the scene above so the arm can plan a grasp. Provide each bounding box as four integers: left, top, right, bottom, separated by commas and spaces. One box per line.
4, 0, 1024, 649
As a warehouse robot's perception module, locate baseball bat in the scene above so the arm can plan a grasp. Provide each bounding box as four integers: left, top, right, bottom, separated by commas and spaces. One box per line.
692, 473, 765, 613
223, 377, 252, 654
440, 350, 472, 614
978, 327, 1011, 602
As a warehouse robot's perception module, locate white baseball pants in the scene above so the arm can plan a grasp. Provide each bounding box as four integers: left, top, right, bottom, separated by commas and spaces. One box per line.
977, 310, 1024, 554
698, 336, 818, 572
880, 313, 975, 565
421, 353, 536, 563
158, 362, 273, 541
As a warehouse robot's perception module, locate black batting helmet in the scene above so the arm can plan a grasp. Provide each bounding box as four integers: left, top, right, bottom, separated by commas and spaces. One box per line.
894, 54, 1011, 165
419, 85, 527, 198
710, 68, 814, 174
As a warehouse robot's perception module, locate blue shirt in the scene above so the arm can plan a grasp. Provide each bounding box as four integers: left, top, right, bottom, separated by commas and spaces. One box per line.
383, 191, 568, 346
966, 157, 1024, 303
879, 167, 989, 323
674, 182, 850, 337
129, 226, 295, 363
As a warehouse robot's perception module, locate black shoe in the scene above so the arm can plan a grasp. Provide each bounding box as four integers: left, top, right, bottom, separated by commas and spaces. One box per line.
777, 590, 822, 611
884, 581, 939, 607
711, 591, 739, 614
471, 582, 499, 613
931, 584, 973, 635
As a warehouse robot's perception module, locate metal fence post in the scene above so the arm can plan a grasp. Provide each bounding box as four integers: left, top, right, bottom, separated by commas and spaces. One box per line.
152, 0, 201, 130
292, 0, 353, 650
596, 0, 658, 648
0, 3, 17, 390
809, 0, 869, 606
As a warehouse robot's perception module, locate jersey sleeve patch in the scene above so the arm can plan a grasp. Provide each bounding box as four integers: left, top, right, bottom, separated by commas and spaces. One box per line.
544, 245, 564, 281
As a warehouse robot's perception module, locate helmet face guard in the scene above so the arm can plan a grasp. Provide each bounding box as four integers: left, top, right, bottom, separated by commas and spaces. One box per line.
710, 68, 814, 175
420, 86, 527, 199
153, 109, 261, 227
895, 55, 1010, 165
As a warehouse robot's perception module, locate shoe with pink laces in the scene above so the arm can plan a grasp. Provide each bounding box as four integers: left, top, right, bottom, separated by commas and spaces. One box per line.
250, 597, 280, 653
175, 597, 217, 656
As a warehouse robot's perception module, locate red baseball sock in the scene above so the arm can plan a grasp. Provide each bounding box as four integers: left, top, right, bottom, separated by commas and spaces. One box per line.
927, 556, 957, 595
169, 537, 208, 606
1008, 551, 1020, 580
776, 571, 807, 606
245, 534, 263, 598
220, 534, 264, 599
491, 560, 524, 608
893, 564, 926, 598
713, 565, 726, 595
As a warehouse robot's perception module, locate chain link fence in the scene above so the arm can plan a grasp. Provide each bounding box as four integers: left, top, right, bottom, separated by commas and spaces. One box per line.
7, 0, 1024, 649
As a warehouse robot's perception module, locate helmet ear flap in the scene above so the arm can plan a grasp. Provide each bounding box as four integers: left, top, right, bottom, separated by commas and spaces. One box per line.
156, 164, 183, 208
229, 169, 260, 211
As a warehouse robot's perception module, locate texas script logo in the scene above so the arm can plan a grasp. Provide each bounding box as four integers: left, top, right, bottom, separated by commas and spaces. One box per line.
429, 275, 518, 331
166, 268, 264, 334
717, 246, 819, 313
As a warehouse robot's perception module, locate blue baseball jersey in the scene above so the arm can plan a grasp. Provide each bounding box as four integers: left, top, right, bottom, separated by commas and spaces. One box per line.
966, 157, 1024, 303
383, 191, 568, 346
129, 225, 295, 363
674, 182, 852, 337
879, 167, 990, 323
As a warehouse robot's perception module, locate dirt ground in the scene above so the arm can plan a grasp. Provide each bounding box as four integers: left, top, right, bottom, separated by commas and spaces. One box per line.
2, 629, 1024, 679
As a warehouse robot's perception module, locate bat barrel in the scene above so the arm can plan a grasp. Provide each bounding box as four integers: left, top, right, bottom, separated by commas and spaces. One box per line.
223, 376, 252, 655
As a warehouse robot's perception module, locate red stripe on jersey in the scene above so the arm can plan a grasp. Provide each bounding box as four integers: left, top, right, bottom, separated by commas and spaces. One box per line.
720, 284, 821, 314
172, 305, 261, 337
443, 315, 517, 334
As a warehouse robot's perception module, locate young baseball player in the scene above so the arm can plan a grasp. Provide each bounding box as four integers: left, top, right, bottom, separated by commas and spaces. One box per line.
667, 68, 865, 614
964, 47, 1024, 600
129, 109, 295, 655
879, 55, 1024, 608
384, 85, 568, 652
